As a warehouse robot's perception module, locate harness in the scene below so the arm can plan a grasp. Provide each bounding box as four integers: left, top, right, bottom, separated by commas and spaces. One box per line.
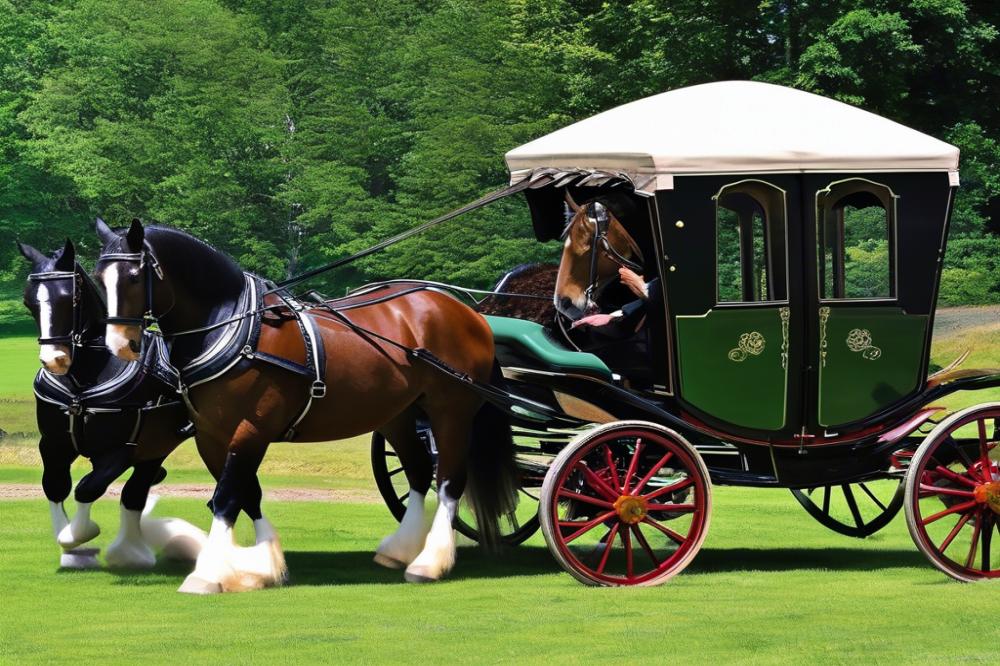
26, 269, 105, 355
581, 202, 644, 307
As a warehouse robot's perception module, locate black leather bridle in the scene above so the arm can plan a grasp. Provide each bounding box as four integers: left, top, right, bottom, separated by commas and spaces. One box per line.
99, 246, 166, 329
27, 269, 83, 350
573, 202, 644, 308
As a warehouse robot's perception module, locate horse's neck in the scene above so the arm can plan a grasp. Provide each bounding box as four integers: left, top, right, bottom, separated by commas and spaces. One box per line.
146, 229, 247, 363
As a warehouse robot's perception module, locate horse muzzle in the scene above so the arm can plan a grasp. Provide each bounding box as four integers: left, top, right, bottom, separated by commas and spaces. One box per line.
106, 324, 142, 361
40, 345, 72, 375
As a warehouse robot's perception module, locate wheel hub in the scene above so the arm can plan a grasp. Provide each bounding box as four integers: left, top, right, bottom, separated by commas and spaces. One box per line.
974, 481, 1000, 515
613, 495, 647, 525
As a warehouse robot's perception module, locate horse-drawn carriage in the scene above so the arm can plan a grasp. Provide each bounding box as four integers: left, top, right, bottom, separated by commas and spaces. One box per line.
371, 81, 1000, 585
22, 81, 1000, 591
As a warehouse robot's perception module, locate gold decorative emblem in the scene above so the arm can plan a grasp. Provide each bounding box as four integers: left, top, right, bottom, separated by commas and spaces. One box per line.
779, 307, 790, 370
819, 306, 830, 368
846, 328, 882, 360
728, 331, 765, 362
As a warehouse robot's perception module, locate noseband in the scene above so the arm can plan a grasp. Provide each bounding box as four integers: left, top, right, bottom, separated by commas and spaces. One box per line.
100, 247, 165, 328
28, 270, 83, 350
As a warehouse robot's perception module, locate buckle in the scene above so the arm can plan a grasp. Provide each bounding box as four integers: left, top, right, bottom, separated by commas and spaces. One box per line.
67, 402, 84, 417
310, 381, 327, 399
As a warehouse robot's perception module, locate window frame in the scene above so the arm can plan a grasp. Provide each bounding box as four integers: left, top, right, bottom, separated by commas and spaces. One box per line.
712, 179, 790, 307
815, 177, 900, 304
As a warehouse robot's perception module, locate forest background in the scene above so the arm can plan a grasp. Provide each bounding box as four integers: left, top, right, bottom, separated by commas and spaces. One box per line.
2, 0, 999, 330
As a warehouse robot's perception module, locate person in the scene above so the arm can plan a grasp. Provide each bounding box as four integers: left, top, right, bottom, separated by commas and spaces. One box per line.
572, 266, 660, 334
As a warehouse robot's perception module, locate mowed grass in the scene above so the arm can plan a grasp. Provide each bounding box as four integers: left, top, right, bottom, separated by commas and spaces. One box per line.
2, 487, 1000, 664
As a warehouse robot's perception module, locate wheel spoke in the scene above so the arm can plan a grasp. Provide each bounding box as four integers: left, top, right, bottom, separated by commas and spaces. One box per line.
646, 502, 696, 513
979, 419, 994, 482
595, 523, 619, 575
918, 483, 975, 499
858, 483, 888, 511
981, 514, 993, 572
622, 438, 644, 494
388, 466, 405, 477
965, 512, 982, 569
822, 486, 831, 514
557, 488, 613, 509
397, 491, 409, 504
922, 499, 978, 526
641, 516, 685, 545
642, 477, 694, 501
603, 444, 621, 493
939, 512, 973, 554
631, 525, 660, 567
576, 462, 621, 501
560, 510, 616, 543
623, 525, 634, 579
842, 484, 864, 529
932, 465, 979, 488
384, 450, 398, 458
632, 451, 675, 496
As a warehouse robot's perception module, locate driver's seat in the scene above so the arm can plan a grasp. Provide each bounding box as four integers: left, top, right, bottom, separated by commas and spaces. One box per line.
484, 315, 612, 381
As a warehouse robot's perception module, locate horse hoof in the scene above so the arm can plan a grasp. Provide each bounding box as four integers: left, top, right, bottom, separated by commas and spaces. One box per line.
178, 575, 223, 595
404, 566, 440, 583
105, 542, 156, 569
57, 521, 100, 550
373, 553, 406, 570
59, 548, 101, 570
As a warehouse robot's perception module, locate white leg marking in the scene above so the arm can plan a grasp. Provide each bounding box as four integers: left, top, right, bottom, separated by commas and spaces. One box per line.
105, 506, 156, 568
178, 515, 286, 594
375, 490, 427, 568
405, 482, 458, 583
178, 517, 235, 595
48, 501, 69, 540
139, 495, 207, 561
57, 501, 100, 549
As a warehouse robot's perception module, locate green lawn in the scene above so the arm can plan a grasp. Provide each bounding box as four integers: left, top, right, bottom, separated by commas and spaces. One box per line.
1, 487, 998, 664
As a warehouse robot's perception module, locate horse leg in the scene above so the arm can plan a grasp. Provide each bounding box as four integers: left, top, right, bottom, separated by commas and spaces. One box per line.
179, 425, 284, 594
39, 433, 99, 567
374, 410, 433, 569
104, 457, 166, 568
404, 406, 475, 583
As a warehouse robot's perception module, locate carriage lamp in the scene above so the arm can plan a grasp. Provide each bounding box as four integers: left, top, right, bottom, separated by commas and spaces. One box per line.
675, 220, 685, 228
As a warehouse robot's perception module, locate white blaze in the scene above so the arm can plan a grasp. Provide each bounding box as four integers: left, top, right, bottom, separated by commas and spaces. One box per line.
102, 263, 132, 356
37, 283, 68, 367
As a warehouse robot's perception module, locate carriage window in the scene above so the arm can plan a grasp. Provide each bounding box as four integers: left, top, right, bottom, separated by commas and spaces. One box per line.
715, 181, 787, 303
817, 179, 896, 300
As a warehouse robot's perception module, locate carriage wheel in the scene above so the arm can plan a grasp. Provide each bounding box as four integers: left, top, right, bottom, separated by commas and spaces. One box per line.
539, 421, 711, 586
791, 479, 904, 538
370, 432, 541, 546
904, 403, 1000, 582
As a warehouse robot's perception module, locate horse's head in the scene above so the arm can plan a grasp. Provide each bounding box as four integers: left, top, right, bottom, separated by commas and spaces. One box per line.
95, 218, 160, 362
554, 196, 643, 320
18, 239, 80, 375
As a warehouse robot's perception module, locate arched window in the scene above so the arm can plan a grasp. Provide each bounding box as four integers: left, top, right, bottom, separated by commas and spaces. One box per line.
817, 179, 897, 300
715, 180, 788, 303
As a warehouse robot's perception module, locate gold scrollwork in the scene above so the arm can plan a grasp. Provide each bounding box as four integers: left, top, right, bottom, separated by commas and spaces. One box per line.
846, 328, 882, 360
779, 307, 790, 370
819, 306, 830, 368
728, 331, 765, 362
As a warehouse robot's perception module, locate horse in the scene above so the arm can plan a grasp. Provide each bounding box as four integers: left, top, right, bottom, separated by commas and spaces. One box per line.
18, 239, 205, 569
94, 218, 518, 593
475, 263, 559, 325
554, 196, 645, 321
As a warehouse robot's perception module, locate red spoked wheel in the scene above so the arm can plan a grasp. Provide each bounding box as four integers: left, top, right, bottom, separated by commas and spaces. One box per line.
539, 421, 711, 586
904, 403, 1000, 582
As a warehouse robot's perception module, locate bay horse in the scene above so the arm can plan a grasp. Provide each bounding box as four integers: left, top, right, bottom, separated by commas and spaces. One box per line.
94, 219, 518, 593
475, 263, 559, 326
18, 239, 205, 569
554, 195, 645, 321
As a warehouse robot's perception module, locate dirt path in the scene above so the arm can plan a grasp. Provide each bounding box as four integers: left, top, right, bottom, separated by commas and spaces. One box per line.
0, 482, 381, 503
933, 305, 1000, 339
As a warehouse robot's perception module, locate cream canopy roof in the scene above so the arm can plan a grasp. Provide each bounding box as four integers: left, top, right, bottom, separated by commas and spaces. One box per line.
505, 81, 959, 190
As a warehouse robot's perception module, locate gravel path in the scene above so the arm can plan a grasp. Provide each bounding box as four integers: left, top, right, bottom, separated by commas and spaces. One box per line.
933, 305, 1000, 339
0, 482, 380, 503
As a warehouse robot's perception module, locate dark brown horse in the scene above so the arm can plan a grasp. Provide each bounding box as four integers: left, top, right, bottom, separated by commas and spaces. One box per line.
95, 219, 517, 593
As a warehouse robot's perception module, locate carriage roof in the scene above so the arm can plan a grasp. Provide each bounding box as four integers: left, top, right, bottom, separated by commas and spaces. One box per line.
505, 81, 959, 191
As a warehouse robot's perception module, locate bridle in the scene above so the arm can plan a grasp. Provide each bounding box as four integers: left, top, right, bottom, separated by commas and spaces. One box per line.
99, 246, 166, 329
27, 269, 85, 351
566, 202, 644, 308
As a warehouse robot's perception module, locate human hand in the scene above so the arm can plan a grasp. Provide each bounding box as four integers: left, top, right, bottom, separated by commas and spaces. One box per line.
619, 267, 648, 299
571, 313, 619, 329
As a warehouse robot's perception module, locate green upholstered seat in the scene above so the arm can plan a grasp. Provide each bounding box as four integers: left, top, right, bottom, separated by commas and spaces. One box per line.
484, 315, 612, 380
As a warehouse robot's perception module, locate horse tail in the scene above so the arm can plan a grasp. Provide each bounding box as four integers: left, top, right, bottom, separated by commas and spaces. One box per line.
465, 362, 519, 551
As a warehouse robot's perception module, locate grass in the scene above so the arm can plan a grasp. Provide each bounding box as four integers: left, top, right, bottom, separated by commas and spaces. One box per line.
2, 487, 999, 664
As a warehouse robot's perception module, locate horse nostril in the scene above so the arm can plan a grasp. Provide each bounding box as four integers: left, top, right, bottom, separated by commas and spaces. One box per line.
128, 339, 140, 353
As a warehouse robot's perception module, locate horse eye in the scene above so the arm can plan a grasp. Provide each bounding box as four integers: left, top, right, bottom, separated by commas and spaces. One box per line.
128, 269, 141, 282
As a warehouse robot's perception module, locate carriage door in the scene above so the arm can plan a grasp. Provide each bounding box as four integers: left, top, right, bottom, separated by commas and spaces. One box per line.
813, 178, 929, 428
673, 179, 791, 431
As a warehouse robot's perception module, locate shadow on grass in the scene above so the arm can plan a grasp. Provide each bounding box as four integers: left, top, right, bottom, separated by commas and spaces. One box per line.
95, 545, 932, 588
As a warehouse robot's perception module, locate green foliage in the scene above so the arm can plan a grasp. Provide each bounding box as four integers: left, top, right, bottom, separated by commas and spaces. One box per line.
0, 0, 998, 302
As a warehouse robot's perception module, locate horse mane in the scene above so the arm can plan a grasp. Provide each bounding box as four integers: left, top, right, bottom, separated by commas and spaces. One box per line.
143, 224, 246, 296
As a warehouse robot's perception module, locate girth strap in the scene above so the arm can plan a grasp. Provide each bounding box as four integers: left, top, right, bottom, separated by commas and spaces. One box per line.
266, 291, 327, 441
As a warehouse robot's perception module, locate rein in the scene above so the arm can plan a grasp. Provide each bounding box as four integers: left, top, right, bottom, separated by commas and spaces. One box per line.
579, 203, 644, 307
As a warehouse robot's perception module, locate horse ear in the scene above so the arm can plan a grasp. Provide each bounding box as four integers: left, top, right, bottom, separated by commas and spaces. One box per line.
126, 218, 144, 250
54, 238, 75, 271
16, 241, 47, 269
95, 217, 117, 245
564, 191, 582, 214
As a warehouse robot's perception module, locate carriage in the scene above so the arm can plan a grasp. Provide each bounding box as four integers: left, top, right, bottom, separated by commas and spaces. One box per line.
370, 81, 1000, 585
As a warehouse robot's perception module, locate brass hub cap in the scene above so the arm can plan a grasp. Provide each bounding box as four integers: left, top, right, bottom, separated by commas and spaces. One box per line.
613, 495, 648, 525
974, 481, 1000, 515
